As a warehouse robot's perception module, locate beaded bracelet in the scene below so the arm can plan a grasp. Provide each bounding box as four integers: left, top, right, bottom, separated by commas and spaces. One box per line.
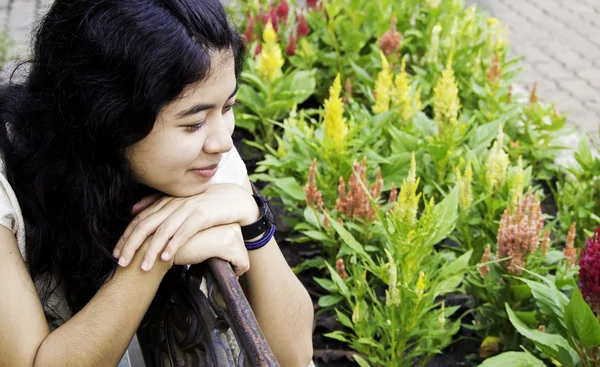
244, 224, 276, 250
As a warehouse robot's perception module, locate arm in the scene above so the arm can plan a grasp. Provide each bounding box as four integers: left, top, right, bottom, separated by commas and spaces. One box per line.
238, 177, 314, 367
0, 226, 171, 367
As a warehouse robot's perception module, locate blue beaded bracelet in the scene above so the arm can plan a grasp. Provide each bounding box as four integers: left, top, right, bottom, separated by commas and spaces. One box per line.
245, 224, 276, 250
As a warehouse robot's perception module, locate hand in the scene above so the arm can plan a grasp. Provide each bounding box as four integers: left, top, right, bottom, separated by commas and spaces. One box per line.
173, 223, 250, 277
113, 183, 259, 271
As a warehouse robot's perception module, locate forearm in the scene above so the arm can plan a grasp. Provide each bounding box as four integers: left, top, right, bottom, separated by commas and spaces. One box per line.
240, 238, 314, 366
34, 247, 169, 367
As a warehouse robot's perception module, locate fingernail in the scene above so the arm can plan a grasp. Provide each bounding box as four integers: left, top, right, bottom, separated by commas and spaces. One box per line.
113, 249, 120, 258
118, 257, 127, 267
161, 251, 169, 261
141, 260, 150, 271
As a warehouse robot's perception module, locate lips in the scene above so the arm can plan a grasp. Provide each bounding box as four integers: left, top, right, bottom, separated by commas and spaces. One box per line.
190, 162, 220, 179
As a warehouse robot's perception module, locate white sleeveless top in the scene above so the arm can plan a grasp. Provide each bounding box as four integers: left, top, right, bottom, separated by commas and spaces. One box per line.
0, 145, 248, 365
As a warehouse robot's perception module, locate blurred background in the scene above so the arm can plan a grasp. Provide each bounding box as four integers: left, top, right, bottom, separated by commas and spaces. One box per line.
0, 0, 598, 138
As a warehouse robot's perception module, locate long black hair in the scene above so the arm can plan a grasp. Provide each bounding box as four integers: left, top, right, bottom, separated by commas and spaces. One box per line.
0, 0, 245, 321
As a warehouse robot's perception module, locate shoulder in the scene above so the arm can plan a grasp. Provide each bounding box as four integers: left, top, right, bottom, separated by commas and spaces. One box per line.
0, 157, 26, 259
210, 145, 248, 186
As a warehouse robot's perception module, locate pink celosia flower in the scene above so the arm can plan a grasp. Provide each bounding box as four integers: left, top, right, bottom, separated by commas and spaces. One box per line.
579, 228, 600, 312
496, 190, 544, 275
275, 0, 290, 22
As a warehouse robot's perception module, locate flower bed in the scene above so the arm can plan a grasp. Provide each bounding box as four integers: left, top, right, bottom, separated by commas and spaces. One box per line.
227, 0, 600, 365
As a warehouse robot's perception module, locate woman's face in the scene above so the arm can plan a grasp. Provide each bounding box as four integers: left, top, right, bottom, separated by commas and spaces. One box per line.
126, 50, 238, 197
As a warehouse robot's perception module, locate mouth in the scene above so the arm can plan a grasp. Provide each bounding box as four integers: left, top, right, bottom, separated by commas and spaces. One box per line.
190, 163, 220, 179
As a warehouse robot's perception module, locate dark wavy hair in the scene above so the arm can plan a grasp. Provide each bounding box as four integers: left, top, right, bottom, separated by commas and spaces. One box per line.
0, 0, 245, 321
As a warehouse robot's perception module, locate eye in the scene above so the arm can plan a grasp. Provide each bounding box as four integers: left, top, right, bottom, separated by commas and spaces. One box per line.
185, 120, 207, 132
223, 101, 239, 113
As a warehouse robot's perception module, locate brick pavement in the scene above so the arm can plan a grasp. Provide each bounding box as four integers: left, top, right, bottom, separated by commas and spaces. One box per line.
471, 0, 600, 139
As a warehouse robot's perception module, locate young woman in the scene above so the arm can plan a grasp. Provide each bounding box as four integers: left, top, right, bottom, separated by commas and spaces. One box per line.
0, 1, 314, 366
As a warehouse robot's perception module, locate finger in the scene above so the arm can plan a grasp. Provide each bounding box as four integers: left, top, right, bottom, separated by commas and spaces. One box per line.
142, 208, 196, 271
161, 207, 211, 261
131, 193, 163, 216
118, 204, 180, 267
113, 197, 173, 259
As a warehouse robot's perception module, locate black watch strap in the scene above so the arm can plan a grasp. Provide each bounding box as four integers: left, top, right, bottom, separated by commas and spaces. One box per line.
241, 184, 273, 240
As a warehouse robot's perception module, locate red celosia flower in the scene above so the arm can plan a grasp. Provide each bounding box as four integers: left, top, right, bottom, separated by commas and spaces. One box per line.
268, 5, 279, 32
254, 43, 262, 57
286, 32, 297, 56
306, 0, 319, 10
378, 15, 402, 56
580, 228, 600, 312
335, 158, 382, 222
275, 0, 290, 22
304, 159, 324, 208
336, 258, 348, 280
296, 13, 310, 38
243, 12, 255, 43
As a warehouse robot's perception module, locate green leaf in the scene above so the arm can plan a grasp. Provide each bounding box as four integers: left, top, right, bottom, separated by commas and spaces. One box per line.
272, 177, 305, 201
389, 126, 420, 154
564, 286, 600, 349
324, 330, 350, 343
516, 276, 568, 326
350, 60, 373, 84
426, 186, 459, 247
505, 304, 579, 365
326, 212, 369, 258
353, 354, 372, 367
433, 274, 465, 296
335, 308, 353, 329
439, 250, 473, 278
325, 262, 350, 298
314, 277, 337, 293
318, 294, 344, 307
302, 230, 331, 242
477, 352, 546, 367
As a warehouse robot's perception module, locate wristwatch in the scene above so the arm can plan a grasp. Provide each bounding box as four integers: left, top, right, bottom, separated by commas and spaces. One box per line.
241, 183, 275, 241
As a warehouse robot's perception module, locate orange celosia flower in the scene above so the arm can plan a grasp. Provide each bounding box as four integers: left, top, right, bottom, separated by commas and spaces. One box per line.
378, 15, 402, 56
478, 244, 491, 278
336, 258, 348, 280
304, 158, 324, 208
388, 183, 398, 205
486, 53, 502, 84
336, 158, 382, 222
529, 81, 539, 104
496, 190, 544, 275
564, 222, 577, 268
540, 229, 551, 256
507, 84, 513, 104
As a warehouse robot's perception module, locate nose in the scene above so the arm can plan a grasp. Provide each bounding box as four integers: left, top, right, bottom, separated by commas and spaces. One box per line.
203, 114, 233, 154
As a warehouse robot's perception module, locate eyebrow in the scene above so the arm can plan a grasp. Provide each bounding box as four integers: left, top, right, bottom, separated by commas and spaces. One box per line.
175, 84, 239, 119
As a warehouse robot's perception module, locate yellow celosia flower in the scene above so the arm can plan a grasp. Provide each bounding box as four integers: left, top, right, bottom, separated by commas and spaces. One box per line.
391, 58, 415, 120
373, 51, 394, 114
385, 249, 401, 307
323, 74, 347, 154
510, 155, 524, 202
456, 161, 473, 211
257, 20, 284, 82
485, 127, 510, 192
427, 24, 442, 64
427, 0, 441, 9
352, 302, 361, 324
415, 271, 426, 300
393, 152, 422, 226
486, 18, 507, 53
434, 55, 461, 134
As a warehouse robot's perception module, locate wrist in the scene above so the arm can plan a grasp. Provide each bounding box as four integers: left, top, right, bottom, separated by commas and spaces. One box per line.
238, 186, 261, 226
